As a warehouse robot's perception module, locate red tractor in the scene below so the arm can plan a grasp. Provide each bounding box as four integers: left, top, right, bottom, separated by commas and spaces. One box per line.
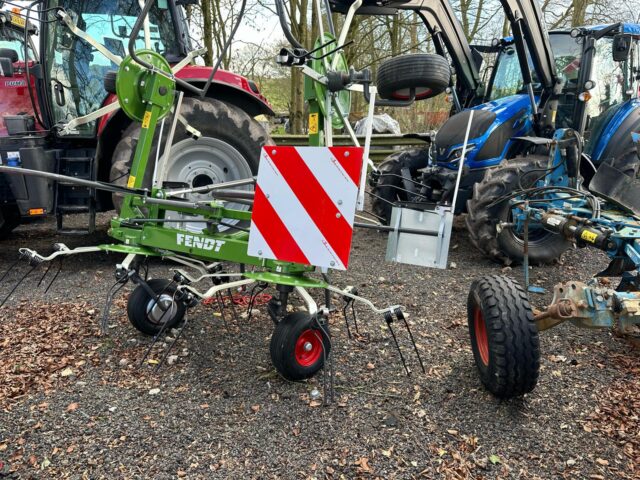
0, 0, 273, 236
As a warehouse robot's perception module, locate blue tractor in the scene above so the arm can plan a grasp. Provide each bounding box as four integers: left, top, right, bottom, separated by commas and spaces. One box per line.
372, 1, 640, 265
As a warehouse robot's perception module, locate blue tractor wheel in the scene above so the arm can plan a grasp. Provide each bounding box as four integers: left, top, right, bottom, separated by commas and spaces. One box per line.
466, 155, 571, 265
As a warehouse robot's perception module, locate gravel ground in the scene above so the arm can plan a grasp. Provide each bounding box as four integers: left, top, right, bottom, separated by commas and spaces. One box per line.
0, 213, 638, 479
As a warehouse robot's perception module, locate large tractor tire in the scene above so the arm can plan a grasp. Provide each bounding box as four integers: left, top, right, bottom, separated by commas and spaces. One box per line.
601, 149, 639, 178
376, 54, 451, 101
467, 275, 540, 398
371, 148, 429, 224
110, 97, 272, 226
466, 155, 571, 265
0, 206, 20, 240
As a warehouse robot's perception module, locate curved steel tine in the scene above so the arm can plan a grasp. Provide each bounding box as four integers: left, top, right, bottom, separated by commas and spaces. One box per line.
395, 308, 425, 374
384, 311, 410, 376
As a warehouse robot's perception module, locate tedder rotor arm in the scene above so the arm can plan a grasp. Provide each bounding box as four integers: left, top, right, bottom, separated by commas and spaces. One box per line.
127, 0, 246, 99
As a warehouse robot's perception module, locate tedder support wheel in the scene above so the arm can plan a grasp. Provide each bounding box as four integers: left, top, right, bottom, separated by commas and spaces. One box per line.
465, 155, 571, 265
127, 279, 186, 336
269, 312, 331, 381
467, 275, 540, 398
371, 148, 429, 224
110, 97, 272, 225
376, 53, 451, 101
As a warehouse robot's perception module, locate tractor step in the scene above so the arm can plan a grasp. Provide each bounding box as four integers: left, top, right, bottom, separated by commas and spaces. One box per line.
54, 153, 96, 235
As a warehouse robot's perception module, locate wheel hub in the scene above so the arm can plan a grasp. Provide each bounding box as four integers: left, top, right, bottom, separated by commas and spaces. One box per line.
163, 137, 254, 232
294, 329, 323, 367
146, 294, 177, 325
474, 308, 490, 366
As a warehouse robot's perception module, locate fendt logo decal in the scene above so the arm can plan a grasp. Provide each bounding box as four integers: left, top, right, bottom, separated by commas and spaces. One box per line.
176, 233, 225, 252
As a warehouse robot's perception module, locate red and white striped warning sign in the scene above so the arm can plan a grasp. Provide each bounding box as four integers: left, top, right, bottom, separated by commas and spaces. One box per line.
248, 146, 364, 270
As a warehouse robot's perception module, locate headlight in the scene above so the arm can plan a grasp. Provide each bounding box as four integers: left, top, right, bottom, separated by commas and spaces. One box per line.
448, 144, 476, 162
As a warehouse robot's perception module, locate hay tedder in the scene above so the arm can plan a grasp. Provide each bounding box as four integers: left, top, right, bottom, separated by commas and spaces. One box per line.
0, 0, 469, 393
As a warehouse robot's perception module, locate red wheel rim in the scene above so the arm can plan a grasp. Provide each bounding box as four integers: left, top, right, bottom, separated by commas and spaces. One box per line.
474, 308, 490, 366
294, 329, 323, 367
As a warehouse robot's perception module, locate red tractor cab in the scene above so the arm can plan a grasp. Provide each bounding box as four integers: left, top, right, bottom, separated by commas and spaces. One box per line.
0, 0, 273, 237
0, 11, 42, 136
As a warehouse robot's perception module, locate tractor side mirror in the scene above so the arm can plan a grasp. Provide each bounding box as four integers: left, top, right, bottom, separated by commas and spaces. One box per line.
613, 34, 632, 62
0, 57, 14, 77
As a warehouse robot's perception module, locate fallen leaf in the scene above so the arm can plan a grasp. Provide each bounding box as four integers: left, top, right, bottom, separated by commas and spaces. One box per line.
66, 402, 79, 412
549, 355, 567, 363
355, 457, 372, 473
60, 367, 74, 377
596, 458, 609, 466
489, 454, 501, 465
251, 405, 260, 413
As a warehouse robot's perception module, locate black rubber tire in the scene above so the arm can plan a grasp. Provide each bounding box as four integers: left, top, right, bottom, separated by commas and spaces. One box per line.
371, 148, 429, 224
104, 70, 117, 95
269, 312, 331, 381
127, 279, 185, 336
465, 155, 571, 265
376, 54, 451, 101
467, 275, 540, 398
110, 97, 272, 211
602, 149, 639, 178
0, 206, 20, 240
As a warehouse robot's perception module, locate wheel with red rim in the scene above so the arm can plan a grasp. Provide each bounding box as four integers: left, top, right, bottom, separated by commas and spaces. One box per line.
270, 312, 331, 381
467, 275, 540, 398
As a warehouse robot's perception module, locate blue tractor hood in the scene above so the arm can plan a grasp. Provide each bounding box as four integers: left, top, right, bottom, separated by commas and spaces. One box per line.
436, 94, 534, 170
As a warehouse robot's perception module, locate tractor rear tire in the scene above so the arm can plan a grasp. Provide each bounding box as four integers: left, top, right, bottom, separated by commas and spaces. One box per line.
127, 279, 185, 336
465, 155, 571, 265
0, 207, 20, 240
371, 148, 429, 224
602, 149, 639, 178
467, 275, 540, 398
110, 97, 272, 216
269, 312, 331, 381
376, 54, 451, 101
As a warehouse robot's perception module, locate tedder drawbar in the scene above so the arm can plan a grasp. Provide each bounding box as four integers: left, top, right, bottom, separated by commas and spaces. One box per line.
0, 0, 470, 396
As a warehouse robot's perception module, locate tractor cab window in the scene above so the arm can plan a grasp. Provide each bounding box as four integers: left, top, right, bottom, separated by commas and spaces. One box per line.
550, 33, 583, 128
584, 37, 628, 140
488, 46, 524, 100
488, 33, 582, 110
45, 0, 181, 136
0, 25, 35, 62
